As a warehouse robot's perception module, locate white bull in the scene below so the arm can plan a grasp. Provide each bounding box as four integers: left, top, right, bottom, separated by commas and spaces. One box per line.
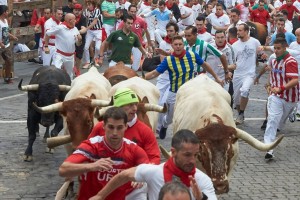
168, 74, 284, 194
109, 76, 165, 132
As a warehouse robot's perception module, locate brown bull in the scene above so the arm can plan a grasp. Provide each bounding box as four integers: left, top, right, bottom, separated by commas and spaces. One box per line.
103, 62, 138, 86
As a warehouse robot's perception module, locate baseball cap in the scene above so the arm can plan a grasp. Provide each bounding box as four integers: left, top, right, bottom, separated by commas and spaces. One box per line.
113, 88, 139, 107
74, 4, 83, 10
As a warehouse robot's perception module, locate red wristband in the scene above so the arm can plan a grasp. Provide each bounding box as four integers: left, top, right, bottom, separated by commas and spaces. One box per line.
280, 85, 285, 93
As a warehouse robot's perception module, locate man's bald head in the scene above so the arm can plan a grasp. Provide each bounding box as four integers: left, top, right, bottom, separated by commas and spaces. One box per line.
65, 13, 76, 28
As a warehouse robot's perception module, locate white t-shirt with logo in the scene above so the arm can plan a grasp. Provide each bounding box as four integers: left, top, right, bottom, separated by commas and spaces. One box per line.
233, 37, 260, 77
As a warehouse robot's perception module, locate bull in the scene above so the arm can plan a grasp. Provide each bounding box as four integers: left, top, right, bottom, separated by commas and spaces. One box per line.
108, 76, 167, 132
33, 66, 112, 199
18, 67, 71, 162
103, 62, 138, 86
162, 74, 283, 194
246, 21, 268, 45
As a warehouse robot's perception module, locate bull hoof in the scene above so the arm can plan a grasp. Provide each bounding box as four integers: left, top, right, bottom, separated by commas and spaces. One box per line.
45, 147, 54, 154
23, 155, 33, 162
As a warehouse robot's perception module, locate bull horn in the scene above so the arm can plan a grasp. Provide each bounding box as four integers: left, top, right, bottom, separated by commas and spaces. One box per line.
18, 79, 39, 91
55, 181, 71, 200
33, 102, 63, 113
58, 85, 71, 91
94, 106, 113, 119
144, 103, 167, 113
91, 99, 112, 107
46, 135, 72, 149
159, 145, 171, 159
236, 128, 284, 151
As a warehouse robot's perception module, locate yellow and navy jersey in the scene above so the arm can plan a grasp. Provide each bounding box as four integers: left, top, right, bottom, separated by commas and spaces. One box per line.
156, 51, 204, 92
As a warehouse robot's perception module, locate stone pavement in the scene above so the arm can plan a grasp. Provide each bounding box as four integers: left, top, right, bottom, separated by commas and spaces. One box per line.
0, 61, 299, 199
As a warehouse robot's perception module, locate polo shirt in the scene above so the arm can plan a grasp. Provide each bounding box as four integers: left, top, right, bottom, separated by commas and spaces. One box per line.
118, 16, 147, 44
250, 8, 270, 26
252, 3, 269, 10
280, 4, 299, 20
270, 31, 296, 46
156, 51, 204, 92
102, 0, 116, 25
184, 38, 222, 72
106, 30, 141, 64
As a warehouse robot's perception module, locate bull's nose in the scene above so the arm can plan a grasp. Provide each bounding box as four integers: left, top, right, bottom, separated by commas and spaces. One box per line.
214, 181, 229, 194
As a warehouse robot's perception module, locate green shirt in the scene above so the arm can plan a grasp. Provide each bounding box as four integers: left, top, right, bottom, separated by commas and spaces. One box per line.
252, 3, 268, 10
101, 0, 116, 25
107, 30, 141, 64
184, 38, 222, 72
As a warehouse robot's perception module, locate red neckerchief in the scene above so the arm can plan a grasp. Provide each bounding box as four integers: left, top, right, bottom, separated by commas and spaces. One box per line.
172, 50, 186, 59
62, 22, 73, 29
75, 15, 81, 25
216, 41, 227, 49
228, 38, 238, 44
51, 16, 60, 25
164, 36, 172, 44
193, 2, 199, 5
198, 28, 206, 34
216, 13, 224, 18
166, 1, 173, 9
163, 158, 196, 187
144, 1, 151, 6
184, 3, 192, 8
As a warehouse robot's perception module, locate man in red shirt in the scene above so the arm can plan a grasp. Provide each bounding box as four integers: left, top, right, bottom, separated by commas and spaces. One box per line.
89, 88, 160, 165
250, 0, 270, 27
280, 0, 300, 20
264, 37, 299, 160
59, 107, 149, 200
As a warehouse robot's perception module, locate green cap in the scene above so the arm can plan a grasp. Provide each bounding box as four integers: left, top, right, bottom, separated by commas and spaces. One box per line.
113, 88, 139, 107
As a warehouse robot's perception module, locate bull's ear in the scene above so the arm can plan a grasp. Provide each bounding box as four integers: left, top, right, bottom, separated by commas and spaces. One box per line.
142, 96, 149, 104
90, 94, 96, 99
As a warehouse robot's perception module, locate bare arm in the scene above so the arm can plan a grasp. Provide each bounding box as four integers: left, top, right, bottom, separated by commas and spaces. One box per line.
90, 167, 137, 200
144, 29, 152, 47
87, 18, 99, 30
272, 77, 299, 94
213, 24, 230, 31
145, 70, 161, 80
98, 40, 109, 65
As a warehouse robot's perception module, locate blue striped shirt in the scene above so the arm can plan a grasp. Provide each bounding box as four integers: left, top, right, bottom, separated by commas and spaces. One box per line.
156, 51, 204, 92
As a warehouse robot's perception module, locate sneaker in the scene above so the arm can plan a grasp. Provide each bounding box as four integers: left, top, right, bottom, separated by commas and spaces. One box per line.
4, 78, 13, 84
296, 113, 300, 121
235, 114, 244, 125
264, 152, 274, 160
159, 127, 167, 139
261, 119, 267, 130
82, 63, 90, 69
28, 58, 38, 63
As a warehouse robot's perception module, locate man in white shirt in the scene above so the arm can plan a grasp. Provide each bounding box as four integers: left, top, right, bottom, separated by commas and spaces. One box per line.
89, 129, 217, 200
44, 13, 81, 79
206, 3, 230, 35
43, 7, 63, 67
227, 8, 244, 31
179, 0, 195, 31
293, 0, 300, 10
195, 16, 213, 43
233, 23, 261, 125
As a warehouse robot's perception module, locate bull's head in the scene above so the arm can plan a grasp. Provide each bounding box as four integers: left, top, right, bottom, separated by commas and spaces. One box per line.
18, 79, 71, 127
194, 122, 283, 194
136, 97, 167, 129
33, 94, 112, 149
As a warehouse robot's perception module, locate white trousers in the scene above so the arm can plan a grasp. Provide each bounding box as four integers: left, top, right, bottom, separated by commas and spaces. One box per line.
109, 60, 132, 68
154, 29, 166, 44
103, 24, 114, 36
162, 91, 177, 128
156, 74, 170, 132
233, 75, 254, 106
264, 95, 296, 153
83, 29, 102, 64
54, 53, 75, 80
43, 45, 56, 66
131, 47, 142, 71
